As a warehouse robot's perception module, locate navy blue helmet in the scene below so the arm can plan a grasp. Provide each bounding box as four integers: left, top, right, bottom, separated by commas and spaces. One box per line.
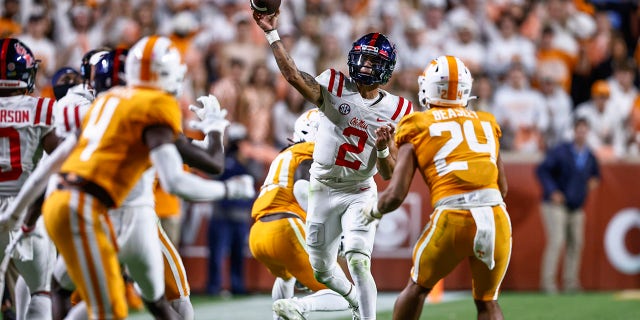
80, 48, 109, 83
347, 33, 396, 85
93, 47, 128, 94
0, 38, 38, 92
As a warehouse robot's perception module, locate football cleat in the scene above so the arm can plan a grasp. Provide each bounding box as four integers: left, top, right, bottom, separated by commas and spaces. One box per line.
273, 298, 308, 320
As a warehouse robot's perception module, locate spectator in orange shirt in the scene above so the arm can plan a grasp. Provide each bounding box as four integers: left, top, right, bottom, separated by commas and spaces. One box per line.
0, 0, 21, 38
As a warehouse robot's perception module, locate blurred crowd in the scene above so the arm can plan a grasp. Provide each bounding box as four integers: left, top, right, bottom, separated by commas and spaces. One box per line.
2, 0, 640, 169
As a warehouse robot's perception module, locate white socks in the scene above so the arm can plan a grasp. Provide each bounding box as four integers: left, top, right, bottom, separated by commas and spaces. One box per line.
14, 276, 29, 320
170, 297, 194, 320
347, 252, 377, 320
272, 277, 296, 301
25, 294, 51, 320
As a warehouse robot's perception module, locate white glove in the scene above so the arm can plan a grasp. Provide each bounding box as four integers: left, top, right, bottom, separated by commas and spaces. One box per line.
224, 174, 256, 200
188, 94, 230, 134
359, 198, 382, 225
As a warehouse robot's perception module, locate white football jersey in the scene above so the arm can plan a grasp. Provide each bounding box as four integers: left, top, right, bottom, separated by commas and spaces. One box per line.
0, 95, 55, 195
53, 84, 94, 136
311, 69, 413, 181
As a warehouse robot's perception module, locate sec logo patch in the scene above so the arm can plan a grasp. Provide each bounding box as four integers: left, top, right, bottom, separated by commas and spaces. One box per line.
339, 103, 350, 115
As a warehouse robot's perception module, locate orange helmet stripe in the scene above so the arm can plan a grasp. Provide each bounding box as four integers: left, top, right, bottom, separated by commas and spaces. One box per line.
140, 36, 159, 82
445, 56, 458, 101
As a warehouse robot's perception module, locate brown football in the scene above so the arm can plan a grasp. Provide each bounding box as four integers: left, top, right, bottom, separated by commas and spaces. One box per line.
250, 0, 281, 15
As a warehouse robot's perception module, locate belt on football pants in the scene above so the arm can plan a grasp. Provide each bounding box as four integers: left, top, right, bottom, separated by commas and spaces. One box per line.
258, 212, 301, 222
57, 173, 115, 208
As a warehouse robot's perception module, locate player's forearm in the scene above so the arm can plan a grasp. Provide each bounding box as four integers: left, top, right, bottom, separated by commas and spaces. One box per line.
376, 144, 397, 180
23, 193, 45, 228
270, 41, 322, 106
377, 144, 416, 214
177, 133, 224, 175
377, 189, 404, 214
376, 157, 395, 180
497, 154, 508, 198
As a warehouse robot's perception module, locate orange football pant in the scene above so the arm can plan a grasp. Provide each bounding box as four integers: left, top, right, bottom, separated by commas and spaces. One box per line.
43, 189, 127, 320
249, 216, 327, 291
411, 205, 512, 301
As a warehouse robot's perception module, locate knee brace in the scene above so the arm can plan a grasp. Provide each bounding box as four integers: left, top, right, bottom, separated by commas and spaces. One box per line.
346, 252, 371, 277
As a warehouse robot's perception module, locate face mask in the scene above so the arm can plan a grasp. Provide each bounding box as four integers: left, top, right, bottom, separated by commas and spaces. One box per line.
53, 84, 76, 100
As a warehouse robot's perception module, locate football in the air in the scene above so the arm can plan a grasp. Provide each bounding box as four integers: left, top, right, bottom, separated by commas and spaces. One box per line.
250, 0, 280, 15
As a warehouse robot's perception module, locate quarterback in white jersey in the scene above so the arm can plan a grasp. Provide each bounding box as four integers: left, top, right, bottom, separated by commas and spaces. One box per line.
0, 38, 63, 320
254, 11, 412, 320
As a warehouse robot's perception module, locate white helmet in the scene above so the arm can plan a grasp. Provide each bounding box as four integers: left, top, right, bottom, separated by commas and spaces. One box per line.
125, 36, 187, 96
418, 55, 474, 108
293, 108, 320, 143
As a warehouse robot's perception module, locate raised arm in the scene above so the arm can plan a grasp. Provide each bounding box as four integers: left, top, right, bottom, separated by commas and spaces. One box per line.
175, 95, 230, 175
252, 11, 323, 107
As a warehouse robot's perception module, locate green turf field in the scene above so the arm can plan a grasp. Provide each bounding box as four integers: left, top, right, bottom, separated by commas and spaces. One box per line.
127, 290, 640, 319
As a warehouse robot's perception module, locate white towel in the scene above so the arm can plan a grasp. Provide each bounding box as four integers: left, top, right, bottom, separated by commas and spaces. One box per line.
470, 207, 496, 270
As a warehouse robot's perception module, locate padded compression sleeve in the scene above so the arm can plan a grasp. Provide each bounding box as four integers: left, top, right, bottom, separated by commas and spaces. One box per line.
150, 143, 227, 201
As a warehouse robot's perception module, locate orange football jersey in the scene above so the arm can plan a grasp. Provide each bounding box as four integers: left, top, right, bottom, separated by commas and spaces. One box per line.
251, 142, 314, 220
60, 87, 182, 207
395, 107, 502, 206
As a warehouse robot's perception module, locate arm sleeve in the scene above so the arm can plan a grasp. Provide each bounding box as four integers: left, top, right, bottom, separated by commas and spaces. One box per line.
150, 143, 228, 202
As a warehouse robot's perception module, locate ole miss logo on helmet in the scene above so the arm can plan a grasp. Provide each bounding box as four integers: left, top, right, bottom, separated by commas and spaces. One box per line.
13, 42, 34, 68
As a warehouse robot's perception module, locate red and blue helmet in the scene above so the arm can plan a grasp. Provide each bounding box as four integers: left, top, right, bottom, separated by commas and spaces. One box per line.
93, 47, 128, 94
0, 38, 38, 92
347, 32, 396, 85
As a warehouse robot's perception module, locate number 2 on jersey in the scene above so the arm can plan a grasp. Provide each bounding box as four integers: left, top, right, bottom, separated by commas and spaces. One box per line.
80, 96, 119, 161
430, 120, 496, 176
335, 127, 367, 170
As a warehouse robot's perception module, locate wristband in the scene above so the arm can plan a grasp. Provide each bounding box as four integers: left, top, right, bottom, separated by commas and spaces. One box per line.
21, 224, 35, 233
265, 29, 280, 45
377, 147, 390, 158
